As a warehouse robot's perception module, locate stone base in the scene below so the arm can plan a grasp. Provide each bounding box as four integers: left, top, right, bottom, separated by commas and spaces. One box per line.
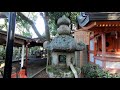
46, 65, 80, 78
47, 71, 74, 78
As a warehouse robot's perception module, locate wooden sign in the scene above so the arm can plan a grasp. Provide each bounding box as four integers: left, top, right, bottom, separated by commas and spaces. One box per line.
74, 29, 90, 45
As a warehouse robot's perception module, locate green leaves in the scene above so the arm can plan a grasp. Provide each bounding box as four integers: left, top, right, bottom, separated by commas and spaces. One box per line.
81, 63, 120, 78
48, 12, 79, 36
22, 31, 32, 38
16, 13, 31, 31
16, 12, 38, 37
0, 50, 5, 60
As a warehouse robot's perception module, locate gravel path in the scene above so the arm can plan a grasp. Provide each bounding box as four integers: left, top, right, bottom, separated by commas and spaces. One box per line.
0, 58, 49, 78
33, 69, 49, 78
27, 58, 47, 78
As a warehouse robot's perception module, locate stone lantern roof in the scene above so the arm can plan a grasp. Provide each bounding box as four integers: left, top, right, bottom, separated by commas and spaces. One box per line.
48, 35, 77, 52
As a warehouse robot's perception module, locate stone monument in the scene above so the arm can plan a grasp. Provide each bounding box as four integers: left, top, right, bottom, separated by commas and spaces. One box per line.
43, 15, 85, 78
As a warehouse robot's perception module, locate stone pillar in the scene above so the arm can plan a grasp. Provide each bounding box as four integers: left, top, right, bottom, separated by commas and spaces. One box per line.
71, 53, 75, 65
66, 54, 71, 66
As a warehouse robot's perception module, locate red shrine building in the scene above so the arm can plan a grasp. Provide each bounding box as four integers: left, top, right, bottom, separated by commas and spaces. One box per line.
74, 12, 120, 73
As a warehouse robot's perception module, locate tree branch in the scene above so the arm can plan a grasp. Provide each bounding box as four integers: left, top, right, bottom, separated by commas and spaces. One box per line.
17, 12, 43, 39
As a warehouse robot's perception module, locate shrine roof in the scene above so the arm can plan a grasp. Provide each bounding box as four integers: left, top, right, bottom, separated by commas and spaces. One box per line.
0, 29, 45, 47
86, 12, 120, 21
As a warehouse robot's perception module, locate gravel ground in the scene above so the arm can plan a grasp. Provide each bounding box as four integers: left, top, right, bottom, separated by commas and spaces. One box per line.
27, 58, 47, 78
0, 58, 49, 78
33, 69, 49, 78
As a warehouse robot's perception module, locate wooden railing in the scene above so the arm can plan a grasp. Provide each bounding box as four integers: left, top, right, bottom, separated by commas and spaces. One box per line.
96, 51, 120, 58
94, 56, 120, 62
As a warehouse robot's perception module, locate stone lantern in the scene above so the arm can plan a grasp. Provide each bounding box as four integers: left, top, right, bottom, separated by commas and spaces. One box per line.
43, 15, 85, 78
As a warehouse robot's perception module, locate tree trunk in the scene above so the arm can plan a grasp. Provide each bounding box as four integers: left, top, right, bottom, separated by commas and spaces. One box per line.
44, 12, 50, 41
40, 12, 51, 67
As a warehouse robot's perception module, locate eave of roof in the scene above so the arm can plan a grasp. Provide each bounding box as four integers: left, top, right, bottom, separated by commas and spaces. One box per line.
0, 29, 45, 47
86, 12, 120, 21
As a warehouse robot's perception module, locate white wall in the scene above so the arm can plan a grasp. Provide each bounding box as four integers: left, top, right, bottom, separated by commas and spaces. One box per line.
90, 39, 94, 51
96, 60, 102, 67
106, 62, 120, 68
90, 53, 94, 62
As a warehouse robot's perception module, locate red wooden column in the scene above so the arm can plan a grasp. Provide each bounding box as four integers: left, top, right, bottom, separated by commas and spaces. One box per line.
94, 42, 97, 64
102, 33, 106, 57
101, 33, 106, 68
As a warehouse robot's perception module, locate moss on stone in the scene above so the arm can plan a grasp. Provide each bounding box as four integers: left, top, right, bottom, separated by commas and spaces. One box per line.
47, 65, 74, 78
48, 35, 76, 52
46, 65, 80, 78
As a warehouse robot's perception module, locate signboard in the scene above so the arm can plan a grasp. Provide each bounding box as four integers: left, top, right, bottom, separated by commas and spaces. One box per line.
74, 29, 90, 45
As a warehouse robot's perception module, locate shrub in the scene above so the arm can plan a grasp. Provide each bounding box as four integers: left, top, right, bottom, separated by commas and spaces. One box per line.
81, 63, 120, 78
0, 50, 5, 60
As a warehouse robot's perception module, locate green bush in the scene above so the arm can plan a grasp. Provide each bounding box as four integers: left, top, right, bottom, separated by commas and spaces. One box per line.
0, 50, 5, 60
81, 63, 120, 78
